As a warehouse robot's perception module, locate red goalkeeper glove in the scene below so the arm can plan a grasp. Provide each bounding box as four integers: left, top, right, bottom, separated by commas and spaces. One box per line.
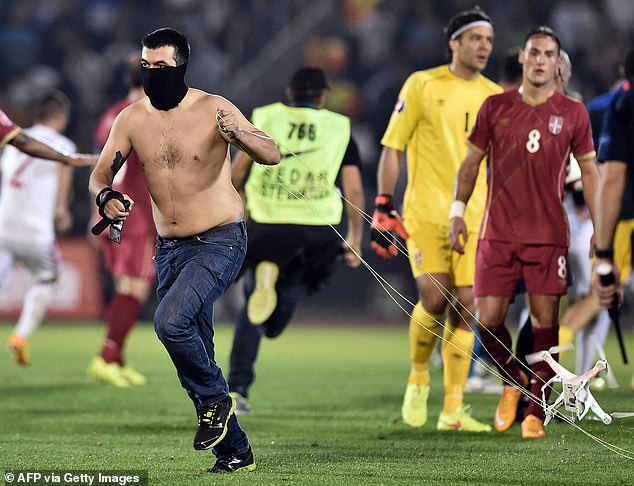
370, 194, 409, 260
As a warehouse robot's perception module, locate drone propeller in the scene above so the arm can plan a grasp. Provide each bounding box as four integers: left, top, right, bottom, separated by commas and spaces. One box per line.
525, 343, 574, 365
589, 334, 619, 389
611, 412, 634, 419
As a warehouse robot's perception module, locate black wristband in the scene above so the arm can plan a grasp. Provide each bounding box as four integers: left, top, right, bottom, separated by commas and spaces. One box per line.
95, 187, 113, 206
374, 194, 393, 212
594, 246, 614, 260
98, 189, 125, 218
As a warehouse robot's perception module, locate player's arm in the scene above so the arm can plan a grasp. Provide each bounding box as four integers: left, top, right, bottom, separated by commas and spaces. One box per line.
371, 75, 421, 259
215, 98, 280, 166
371, 145, 409, 260
449, 145, 485, 254
10, 131, 97, 167
590, 94, 630, 305
376, 74, 420, 196
593, 160, 626, 306
571, 103, 602, 253
55, 164, 73, 233
377, 146, 403, 196
592, 96, 629, 259
454, 144, 485, 203
231, 150, 254, 190
595, 161, 626, 251
88, 113, 134, 222
577, 155, 600, 241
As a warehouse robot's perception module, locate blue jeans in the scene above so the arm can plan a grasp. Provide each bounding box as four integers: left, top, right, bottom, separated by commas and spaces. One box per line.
154, 221, 249, 457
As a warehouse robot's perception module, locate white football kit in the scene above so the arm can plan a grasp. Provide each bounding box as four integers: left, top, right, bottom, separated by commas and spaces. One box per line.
0, 124, 75, 282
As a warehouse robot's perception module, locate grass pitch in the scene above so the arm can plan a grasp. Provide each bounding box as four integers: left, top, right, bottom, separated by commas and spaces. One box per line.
1, 322, 633, 485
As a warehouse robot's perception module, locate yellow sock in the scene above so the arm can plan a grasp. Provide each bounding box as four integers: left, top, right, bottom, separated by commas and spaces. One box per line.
558, 326, 574, 360
408, 302, 441, 386
441, 325, 474, 414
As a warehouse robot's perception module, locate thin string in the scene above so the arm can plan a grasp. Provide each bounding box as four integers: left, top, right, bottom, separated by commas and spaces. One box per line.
218, 113, 634, 458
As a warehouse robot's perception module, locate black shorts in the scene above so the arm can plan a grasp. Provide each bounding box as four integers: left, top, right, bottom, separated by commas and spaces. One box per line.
245, 221, 343, 294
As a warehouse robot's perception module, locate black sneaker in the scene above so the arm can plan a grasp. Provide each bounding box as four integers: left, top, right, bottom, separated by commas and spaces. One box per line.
193, 395, 236, 450
207, 446, 256, 473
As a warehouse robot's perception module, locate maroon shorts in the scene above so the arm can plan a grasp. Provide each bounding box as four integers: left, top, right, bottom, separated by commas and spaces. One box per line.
474, 239, 568, 298
101, 232, 156, 280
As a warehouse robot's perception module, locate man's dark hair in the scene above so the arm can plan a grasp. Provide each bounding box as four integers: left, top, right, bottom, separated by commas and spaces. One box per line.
445, 6, 491, 42
290, 92, 322, 105
288, 67, 329, 105
499, 47, 522, 84
34, 90, 70, 122
142, 27, 190, 65
125, 53, 143, 89
523, 26, 561, 53
623, 48, 634, 80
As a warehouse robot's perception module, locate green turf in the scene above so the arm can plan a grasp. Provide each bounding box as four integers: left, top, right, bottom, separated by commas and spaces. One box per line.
1, 322, 633, 485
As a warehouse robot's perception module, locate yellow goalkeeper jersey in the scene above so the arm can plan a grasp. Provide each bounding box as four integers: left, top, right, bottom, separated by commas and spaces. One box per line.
381, 65, 502, 228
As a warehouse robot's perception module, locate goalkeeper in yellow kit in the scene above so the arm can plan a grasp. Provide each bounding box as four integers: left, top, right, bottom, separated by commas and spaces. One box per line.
372, 7, 502, 431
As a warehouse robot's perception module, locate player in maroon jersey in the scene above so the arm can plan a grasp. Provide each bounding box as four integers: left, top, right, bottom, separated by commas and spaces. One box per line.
88, 54, 156, 387
448, 27, 600, 439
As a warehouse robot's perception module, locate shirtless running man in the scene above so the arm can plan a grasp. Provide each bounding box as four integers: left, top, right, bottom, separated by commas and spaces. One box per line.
89, 27, 280, 474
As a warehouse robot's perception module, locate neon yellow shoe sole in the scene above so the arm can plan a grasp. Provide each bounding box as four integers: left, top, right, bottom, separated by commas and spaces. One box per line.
401, 383, 429, 427
247, 261, 279, 325
121, 365, 147, 385
88, 357, 129, 387
437, 404, 492, 432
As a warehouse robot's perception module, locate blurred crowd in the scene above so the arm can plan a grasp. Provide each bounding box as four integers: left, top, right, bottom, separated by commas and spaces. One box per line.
1, 0, 634, 233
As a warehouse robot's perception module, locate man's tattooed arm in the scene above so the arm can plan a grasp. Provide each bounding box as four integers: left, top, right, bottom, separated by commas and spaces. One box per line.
110, 150, 126, 174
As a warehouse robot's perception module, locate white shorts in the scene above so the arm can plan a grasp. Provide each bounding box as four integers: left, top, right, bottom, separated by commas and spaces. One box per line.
568, 216, 593, 296
0, 239, 60, 284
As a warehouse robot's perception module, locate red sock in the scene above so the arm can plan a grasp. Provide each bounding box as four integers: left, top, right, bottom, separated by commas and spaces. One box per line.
525, 325, 559, 420
478, 323, 524, 385
100, 294, 142, 365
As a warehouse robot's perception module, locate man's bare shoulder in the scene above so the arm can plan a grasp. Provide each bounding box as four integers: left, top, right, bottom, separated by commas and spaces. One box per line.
188, 90, 237, 109
173, 89, 224, 111
114, 99, 147, 126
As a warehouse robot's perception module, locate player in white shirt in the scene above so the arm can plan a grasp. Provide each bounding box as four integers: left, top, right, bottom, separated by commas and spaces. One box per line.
1, 91, 77, 365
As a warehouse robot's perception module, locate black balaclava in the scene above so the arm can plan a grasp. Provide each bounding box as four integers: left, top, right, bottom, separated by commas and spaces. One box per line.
142, 63, 188, 111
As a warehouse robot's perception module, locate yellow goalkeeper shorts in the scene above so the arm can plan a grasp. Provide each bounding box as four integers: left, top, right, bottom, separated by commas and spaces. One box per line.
615, 219, 634, 282
405, 219, 477, 287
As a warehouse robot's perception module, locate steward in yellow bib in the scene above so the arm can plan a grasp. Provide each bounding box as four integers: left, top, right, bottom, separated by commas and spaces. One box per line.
227, 67, 365, 413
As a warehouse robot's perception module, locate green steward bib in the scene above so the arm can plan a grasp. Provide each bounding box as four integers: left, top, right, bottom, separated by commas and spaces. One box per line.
245, 103, 350, 225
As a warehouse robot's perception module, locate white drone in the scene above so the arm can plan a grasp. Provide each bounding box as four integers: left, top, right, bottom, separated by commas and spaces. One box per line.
526, 341, 634, 426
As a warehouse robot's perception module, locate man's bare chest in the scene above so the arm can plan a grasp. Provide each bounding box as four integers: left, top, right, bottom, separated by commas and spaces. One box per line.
133, 121, 214, 170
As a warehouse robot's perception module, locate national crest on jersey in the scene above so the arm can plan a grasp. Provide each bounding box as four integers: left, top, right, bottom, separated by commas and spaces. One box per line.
549, 115, 564, 135
393, 98, 405, 114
